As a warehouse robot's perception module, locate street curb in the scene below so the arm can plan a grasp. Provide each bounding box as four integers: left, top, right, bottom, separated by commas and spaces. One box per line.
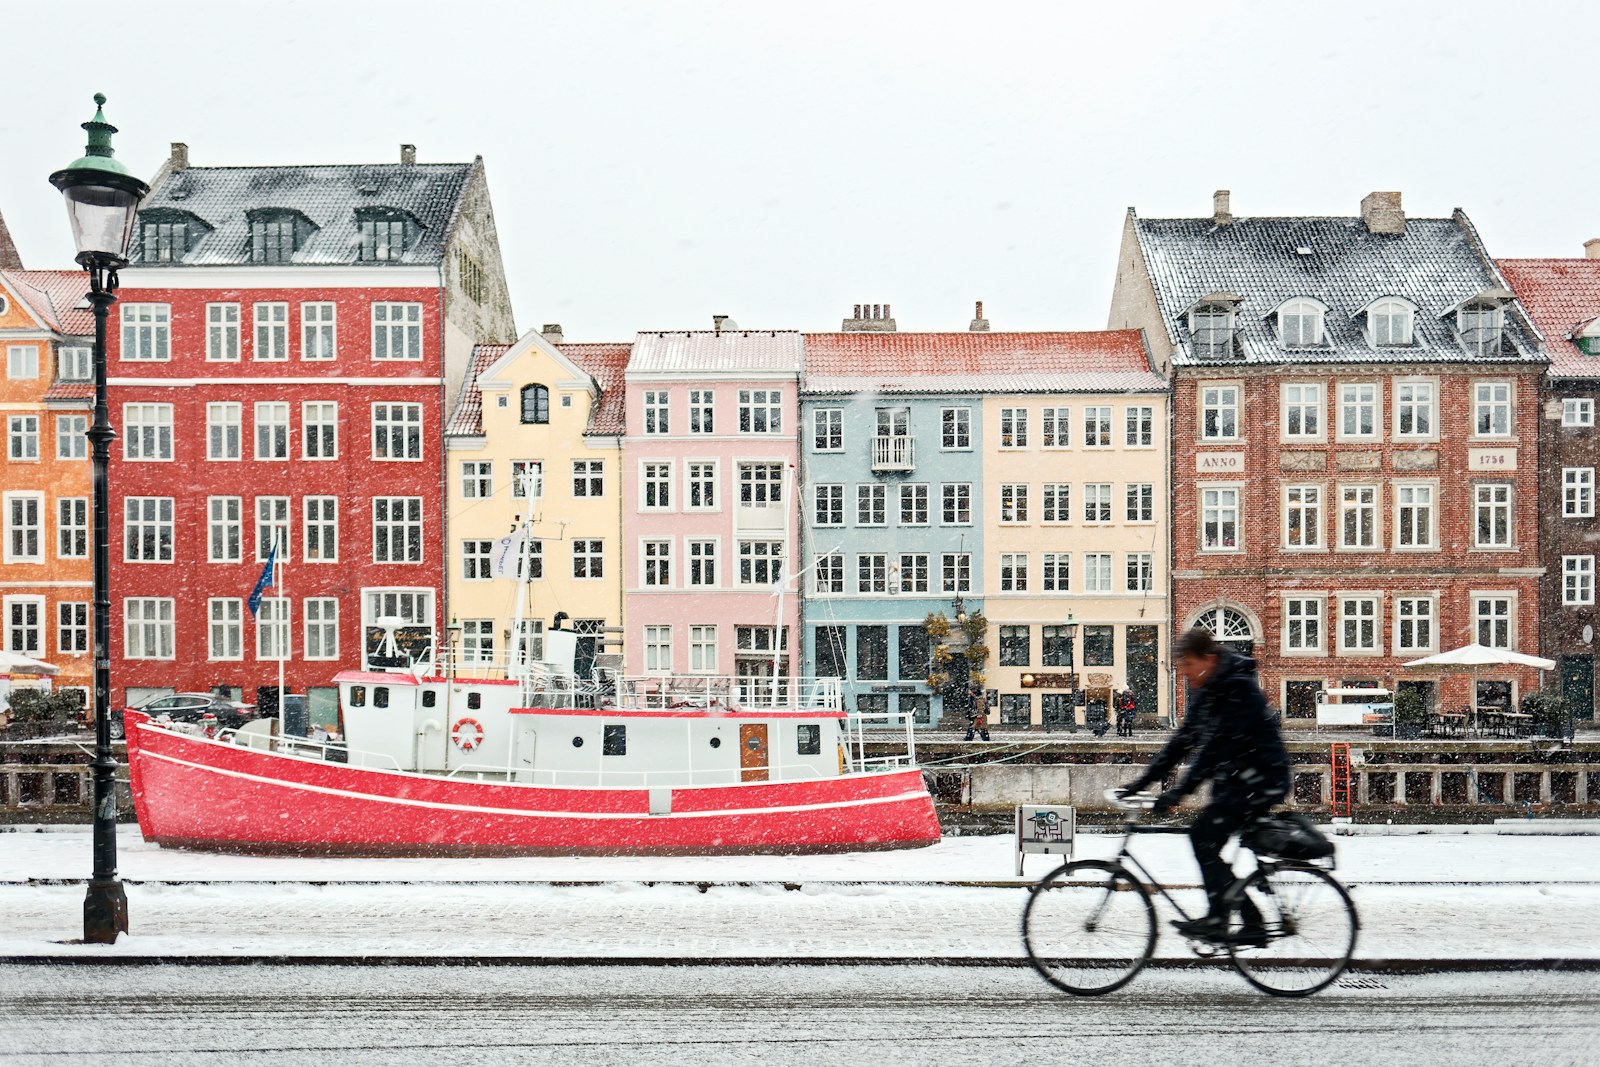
7, 878, 1599, 889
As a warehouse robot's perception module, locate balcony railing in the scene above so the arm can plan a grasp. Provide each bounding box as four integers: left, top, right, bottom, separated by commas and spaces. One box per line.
872, 435, 915, 471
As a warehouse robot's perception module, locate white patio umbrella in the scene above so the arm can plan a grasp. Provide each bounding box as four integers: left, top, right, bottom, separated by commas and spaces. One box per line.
1402, 643, 1555, 732
0, 650, 60, 676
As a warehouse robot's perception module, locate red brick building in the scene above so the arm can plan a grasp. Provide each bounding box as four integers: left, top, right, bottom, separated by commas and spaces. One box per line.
108, 143, 514, 717
1110, 191, 1548, 719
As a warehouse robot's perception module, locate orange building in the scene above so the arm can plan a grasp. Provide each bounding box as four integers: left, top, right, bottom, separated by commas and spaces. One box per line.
0, 232, 95, 705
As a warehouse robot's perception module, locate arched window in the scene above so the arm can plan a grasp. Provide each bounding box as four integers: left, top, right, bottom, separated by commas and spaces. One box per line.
1277, 299, 1325, 348
1368, 298, 1414, 347
1194, 606, 1255, 656
521, 385, 550, 424
1189, 304, 1236, 358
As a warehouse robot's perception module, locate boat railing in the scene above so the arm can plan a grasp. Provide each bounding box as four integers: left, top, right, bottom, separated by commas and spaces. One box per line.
182, 722, 404, 772
843, 708, 919, 774
615, 674, 841, 713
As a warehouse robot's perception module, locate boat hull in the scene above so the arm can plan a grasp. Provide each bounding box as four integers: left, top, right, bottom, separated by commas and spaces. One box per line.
124, 713, 942, 856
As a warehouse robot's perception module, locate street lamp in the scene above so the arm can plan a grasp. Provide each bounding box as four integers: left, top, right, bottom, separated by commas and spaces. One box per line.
49, 93, 148, 944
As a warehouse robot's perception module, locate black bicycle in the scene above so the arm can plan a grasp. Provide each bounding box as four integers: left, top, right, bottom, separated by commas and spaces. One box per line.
1022, 790, 1359, 997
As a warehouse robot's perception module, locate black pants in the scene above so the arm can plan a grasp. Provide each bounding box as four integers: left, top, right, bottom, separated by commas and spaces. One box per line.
1191, 790, 1283, 923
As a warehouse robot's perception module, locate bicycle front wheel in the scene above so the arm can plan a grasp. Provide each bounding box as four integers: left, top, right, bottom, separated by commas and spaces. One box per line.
1227, 864, 1358, 997
1023, 860, 1156, 996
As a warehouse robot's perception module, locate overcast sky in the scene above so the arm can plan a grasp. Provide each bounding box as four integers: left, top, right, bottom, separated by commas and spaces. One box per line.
2, 0, 1596, 342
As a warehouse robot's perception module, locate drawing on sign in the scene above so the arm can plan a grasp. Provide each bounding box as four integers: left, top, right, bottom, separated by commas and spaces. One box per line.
1028, 809, 1064, 842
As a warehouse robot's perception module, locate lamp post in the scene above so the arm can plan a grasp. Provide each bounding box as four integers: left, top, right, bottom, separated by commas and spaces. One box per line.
49, 94, 148, 944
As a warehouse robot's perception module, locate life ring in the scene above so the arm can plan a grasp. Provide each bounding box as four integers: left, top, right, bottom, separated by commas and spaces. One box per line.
451, 717, 485, 752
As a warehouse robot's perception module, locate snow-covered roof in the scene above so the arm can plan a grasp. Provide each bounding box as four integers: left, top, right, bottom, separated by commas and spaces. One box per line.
447, 340, 632, 437
628, 330, 803, 377
1498, 258, 1600, 380
802, 330, 1163, 394
0, 270, 94, 335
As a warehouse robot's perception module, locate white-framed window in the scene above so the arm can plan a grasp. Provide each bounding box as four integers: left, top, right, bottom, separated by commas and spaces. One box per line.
1084, 483, 1112, 524
1369, 299, 1414, 346
462, 539, 494, 580
460, 619, 494, 664
57, 497, 87, 559
56, 346, 90, 381
1041, 552, 1069, 592
371, 403, 422, 461
941, 483, 971, 525
1278, 299, 1325, 348
941, 552, 972, 594
572, 538, 603, 579
1474, 594, 1513, 649
572, 460, 603, 498
3, 596, 42, 655
1564, 468, 1595, 518
644, 390, 669, 434
4, 345, 37, 380
208, 598, 243, 660
1395, 483, 1436, 549
813, 484, 843, 526
207, 402, 241, 461
941, 407, 971, 449
1459, 304, 1505, 356
372, 302, 423, 360
1284, 485, 1322, 549
303, 401, 338, 460
1083, 552, 1112, 593
1126, 483, 1154, 522
1190, 304, 1235, 358
55, 414, 87, 460
1125, 405, 1154, 447
999, 407, 1028, 448
1041, 406, 1070, 448
1473, 381, 1513, 437
1339, 485, 1377, 549
461, 461, 492, 499
896, 553, 929, 594
1395, 596, 1436, 654
857, 553, 888, 593
124, 597, 174, 659
737, 462, 783, 505
738, 540, 782, 586
514, 619, 545, 664
899, 483, 929, 526
513, 539, 543, 580
206, 303, 240, 361
688, 539, 717, 587
1474, 483, 1513, 548
1282, 382, 1323, 439
254, 401, 289, 461
1337, 596, 1379, 653
1201, 485, 1240, 551
304, 496, 337, 562
256, 496, 290, 562
1200, 384, 1239, 440
1042, 483, 1070, 523
252, 302, 289, 361
372, 496, 423, 563
686, 461, 716, 509
122, 403, 173, 461
642, 461, 673, 510
814, 552, 844, 594
644, 625, 672, 672
689, 625, 718, 672
857, 483, 887, 526
511, 460, 544, 499
301, 302, 336, 361
56, 601, 88, 656
738, 389, 782, 433
207, 496, 241, 563
1564, 556, 1596, 605
1563, 398, 1594, 427
642, 539, 673, 587
7, 415, 38, 461
119, 304, 171, 361
257, 597, 291, 661
812, 408, 842, 450
999, 483, 1028, 524
123, 497, 173, 563
1082, 406, 1113, 448
1126, 552, 1154, 592
999, 552, 1029, 592
1284, 597, 1324, 652
1395, 380, 1436, 439
3, 493, 42, 563
305, 598, 339, 660
689, 389, 714, 434
1338, 383, 1378, 440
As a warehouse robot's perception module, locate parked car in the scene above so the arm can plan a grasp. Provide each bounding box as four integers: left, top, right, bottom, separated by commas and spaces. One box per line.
111, 693, 264, 740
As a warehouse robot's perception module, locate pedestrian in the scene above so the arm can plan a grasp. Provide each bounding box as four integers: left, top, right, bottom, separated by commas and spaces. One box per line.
963, 699, 990, 742
1089, 699, 1110, 738
1116, 690, 1138, 737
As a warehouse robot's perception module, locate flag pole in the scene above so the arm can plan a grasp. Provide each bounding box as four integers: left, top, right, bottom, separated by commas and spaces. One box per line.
277, 528, 287, 739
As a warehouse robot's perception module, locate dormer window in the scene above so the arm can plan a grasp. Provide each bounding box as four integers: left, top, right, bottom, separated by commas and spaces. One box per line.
357, 208, 414, 262
1189, 298, 1240, 359
1367, 298, 1415, 347
1457, 300, 1506, 356
1575, 318, 1600, 356
1276, 299, 1326, 348
136, 210, 207, 264
248, 209, 312, 264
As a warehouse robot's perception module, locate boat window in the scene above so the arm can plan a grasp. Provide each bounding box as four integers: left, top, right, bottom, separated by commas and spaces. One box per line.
421, 691, 436, 708
603, 724, 626, 756
467, 692, 482, 710
797, 724, 821, 755
349, 686, 366, 708
374, 687, 389, 709
709, 736, 722, 749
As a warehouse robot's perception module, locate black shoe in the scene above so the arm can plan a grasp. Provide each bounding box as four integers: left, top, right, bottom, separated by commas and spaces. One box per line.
1228, 923, 1270, 948
980, 732, 990, 741
963, 732, 974, 741
1172, 915, 1225, 941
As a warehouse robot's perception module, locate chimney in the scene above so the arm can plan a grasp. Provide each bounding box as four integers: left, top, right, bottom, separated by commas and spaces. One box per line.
1213, 190, 1232, 226
541, 324, 564, 343
169, 142, 189, 171
713, 314, 729, 335
841, 301, 898, 332
969, 300, 990, 332
0, 210, 22, 271
400, 144, 417, 165
1585, 239, 1600, 261
1361, 191, 1405, 235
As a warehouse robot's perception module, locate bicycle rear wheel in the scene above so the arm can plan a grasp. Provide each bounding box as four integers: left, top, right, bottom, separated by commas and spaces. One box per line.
1023, 860, 1156, 996
1227, 864, 1358, 997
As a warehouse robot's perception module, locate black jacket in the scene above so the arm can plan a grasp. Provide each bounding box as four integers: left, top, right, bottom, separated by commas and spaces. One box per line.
1134, 651, 1290, 803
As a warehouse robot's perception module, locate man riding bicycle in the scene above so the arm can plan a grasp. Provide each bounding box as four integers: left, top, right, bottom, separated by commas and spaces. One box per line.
1120, 626, 1290, 944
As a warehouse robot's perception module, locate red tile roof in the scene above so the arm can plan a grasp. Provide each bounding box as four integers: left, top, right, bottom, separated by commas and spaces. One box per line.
42, 382, 94, 403
1497, 259, 1600, 379
802, 330, 1162, 393
444, 344, 510, 436
445, 340, 632, 437
0, 270, 94, 335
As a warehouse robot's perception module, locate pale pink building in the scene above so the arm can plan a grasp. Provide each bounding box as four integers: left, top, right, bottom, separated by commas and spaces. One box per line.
621, 327, 803, 700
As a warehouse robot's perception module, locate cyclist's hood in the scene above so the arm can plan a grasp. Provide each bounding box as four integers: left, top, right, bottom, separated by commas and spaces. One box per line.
1204, 648, 1257, 688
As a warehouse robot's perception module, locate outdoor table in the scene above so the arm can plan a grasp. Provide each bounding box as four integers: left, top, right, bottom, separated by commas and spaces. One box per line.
1432, 711, 1466, 738
1500, 711, 1534, 737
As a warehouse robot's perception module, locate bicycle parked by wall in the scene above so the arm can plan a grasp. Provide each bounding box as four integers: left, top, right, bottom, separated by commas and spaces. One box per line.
1022, 790, 1359, 997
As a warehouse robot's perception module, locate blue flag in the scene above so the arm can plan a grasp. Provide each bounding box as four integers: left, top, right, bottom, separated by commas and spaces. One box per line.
247, 540, 277, 617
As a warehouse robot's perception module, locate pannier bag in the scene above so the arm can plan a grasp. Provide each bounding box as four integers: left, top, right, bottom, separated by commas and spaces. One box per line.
1243, 812, 1335, 861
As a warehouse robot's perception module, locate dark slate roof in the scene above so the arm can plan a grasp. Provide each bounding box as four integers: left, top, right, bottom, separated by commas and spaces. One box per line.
1132, 211, 1543, 367
1497, 259, 1600, 380
131, 163, 474, 266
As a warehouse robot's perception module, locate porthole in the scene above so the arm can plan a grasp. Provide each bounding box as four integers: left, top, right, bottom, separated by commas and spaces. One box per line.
572, 736, 584, 748
709, 736, 722, 749
746, 736, 762, 751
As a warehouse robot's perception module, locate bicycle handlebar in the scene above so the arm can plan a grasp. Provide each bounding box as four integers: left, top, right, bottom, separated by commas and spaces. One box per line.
1104, 787, 1157, 811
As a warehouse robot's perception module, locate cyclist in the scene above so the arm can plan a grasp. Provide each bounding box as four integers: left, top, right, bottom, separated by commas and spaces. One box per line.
1119, 626, 1289, 944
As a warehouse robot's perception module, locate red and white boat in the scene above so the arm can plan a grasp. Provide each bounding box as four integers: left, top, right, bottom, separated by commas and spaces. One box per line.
125, 627, 940, 856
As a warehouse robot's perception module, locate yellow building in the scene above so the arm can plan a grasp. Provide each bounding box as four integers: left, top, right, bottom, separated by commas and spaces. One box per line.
444, 327, 627, 673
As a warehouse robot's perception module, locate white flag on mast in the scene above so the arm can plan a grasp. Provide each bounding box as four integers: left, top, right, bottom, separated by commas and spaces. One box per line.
491, 533, 525, 578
